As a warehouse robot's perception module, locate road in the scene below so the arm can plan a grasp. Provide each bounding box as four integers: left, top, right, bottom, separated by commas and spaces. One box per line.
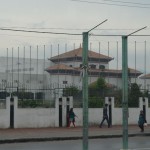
0, 137, 150, 150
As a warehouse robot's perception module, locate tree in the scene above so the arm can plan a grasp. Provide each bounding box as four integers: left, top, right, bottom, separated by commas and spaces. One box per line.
96, 77, 107, 90
128, 83, 142, 107
88, 77, 107, 97
63, 85, 79, 97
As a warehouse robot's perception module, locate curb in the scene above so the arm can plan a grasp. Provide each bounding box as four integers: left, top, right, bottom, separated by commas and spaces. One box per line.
0, 133, 150, 144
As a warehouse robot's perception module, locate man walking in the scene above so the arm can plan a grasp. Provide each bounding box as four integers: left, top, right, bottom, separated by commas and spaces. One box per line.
99, 104, 110, 128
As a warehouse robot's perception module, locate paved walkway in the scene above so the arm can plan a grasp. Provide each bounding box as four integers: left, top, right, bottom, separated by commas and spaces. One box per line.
0, 125, 150, 144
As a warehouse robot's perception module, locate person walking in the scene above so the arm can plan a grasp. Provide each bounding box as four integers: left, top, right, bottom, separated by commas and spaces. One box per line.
99, 104, 110, 128
68, 108, 76, 127
138, 110, 145, 132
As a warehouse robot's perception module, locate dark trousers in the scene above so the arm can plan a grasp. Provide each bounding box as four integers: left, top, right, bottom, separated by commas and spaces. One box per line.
100, 116, 110, 127
139, 124, 144, 132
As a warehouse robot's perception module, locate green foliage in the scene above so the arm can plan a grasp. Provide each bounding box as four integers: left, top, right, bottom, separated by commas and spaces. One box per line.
88, 77, 107, 98
128, 83, 142, 107
89, 77, 107, 90
35, 92, 44, 99
88, 97, 104, 108
142, 90, 149, 97
18, 99, 54, 108
88, 77, 108, 107
63, 85, 79, 97
96, 77, 107, 90
0, 92, 9, 99
113, 90, 122, 107
13, 92, 34, 99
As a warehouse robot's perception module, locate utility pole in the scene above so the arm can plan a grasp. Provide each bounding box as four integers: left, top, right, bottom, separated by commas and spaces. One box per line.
82, 19, 107, 150
82, 32, 89, 150
121, 26, 147, 150
122, 36, 128, 149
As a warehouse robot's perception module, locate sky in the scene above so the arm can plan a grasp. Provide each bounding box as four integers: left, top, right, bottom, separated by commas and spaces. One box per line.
0, 0, 150, 72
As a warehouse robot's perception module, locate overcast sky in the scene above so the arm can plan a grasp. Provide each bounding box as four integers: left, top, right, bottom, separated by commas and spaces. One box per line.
0, 0, 150, 72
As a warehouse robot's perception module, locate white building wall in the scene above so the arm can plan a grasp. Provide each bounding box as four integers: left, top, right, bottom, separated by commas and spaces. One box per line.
49, 74, 123, 89
0, 57, 51, 74
136, 78, 150, 91
49, 74, 82, 88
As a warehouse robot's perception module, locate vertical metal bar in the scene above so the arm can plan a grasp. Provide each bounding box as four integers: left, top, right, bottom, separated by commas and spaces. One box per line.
108, 42, 110, 83
12, 48, 13, 91
73, 44, 75, 86
30, 46, 31, 90
135, 41, 137, 83
82, 32, 89, 150
43, 45, 45, 81
58, 44, 59, 89
99, 42, 101, 77
50, 45, 52, 89
37, 45, 38, 81
144, 41, 146, 91
43, 45, 45, 100
89, 42, 92, 84
122, 36, 128, 150
116, 41, 119, 88
6, 48, 8, 85
18, 47, 20, 86
65, 44, 67, 85
23, 47, 25, 87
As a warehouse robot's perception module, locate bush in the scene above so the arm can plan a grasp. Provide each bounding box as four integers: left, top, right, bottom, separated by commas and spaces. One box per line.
88, 97, 104, 108
18, 99, 54, 108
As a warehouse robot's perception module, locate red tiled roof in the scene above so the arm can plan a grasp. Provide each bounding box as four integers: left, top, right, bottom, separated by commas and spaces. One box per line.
128, 68, 142, 74
50, 47, 113, 61
139, 74, 150, 79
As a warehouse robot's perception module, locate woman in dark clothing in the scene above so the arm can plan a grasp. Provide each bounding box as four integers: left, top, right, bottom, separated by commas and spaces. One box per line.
138, 110, 145, 132
68, 108, 76, 127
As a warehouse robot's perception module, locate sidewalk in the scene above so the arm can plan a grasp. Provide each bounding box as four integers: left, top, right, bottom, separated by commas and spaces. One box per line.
0, 125, 150, 144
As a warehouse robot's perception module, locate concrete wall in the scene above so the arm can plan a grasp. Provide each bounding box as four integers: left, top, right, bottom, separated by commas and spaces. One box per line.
14, 97, 55, 128
73, 97, 149, 126
0, 97, 10, 128
14, 108, 55, 128
0, 97, 149, 128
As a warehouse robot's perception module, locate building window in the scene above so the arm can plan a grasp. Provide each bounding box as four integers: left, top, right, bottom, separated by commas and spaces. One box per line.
63, 81, 68, 84
99, 65, 105, 70
90, 64, 96, 69
80, 64, 83, 68
2, 79, 7, 83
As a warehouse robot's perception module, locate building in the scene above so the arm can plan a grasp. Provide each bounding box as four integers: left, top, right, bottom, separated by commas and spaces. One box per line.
46, 47, 142, 90
0, 47, 149, 100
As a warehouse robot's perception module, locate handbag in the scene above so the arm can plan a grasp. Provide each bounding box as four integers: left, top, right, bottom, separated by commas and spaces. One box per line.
144, 120, 147, 126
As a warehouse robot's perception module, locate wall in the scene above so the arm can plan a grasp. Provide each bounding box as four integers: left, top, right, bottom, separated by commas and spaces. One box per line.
0, 97, 10, 128
73, 97, 149, 126
14, 108, 55, 128
0, 97, 149, 128
14, 97, 55, 128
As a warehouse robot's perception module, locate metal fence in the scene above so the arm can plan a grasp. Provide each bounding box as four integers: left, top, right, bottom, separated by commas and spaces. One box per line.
0, 35, 150, 108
